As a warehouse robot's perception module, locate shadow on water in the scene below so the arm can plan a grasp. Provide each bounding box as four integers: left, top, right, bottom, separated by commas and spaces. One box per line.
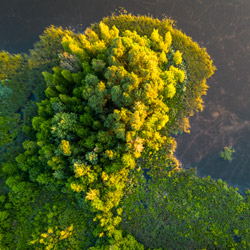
1, 0, 250, 190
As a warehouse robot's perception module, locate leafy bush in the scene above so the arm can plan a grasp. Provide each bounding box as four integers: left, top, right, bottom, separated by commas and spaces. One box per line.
220, 147, 235, 162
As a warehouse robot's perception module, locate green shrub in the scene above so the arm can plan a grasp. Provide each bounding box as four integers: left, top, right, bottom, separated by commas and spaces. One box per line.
220, 147, 235, 162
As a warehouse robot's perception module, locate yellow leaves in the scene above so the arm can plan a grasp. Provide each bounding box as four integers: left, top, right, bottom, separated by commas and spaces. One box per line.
168, 65, 185, 84
123, 29, 148, 47
113, 215, 122, 226
164, 31, 172, 49
129, 72, 140, 90
68, 42, 82, 57
109, 174, 118, 185
33, 225, 74, 249
121, 153, 135, 169
153, 131, 161, 141
84, 28, 99, 42
159, 51, 168, 64
145, 112, 161, 130
173, 50, 183, 65
92, 40, 107, 54
166, 83, 176, 99
100, 218, 106, 227
133, 151, 141, 158
113, 109, 121, 121
91, 197, 104, 211
99, 22, 111, 42
196, 97, 204, 111
151, 29, 160, 42
73, 162, 97, 184
39, 238, 45, 244
183, 117, 190, 133
41, 233, 48, 238
60, 231, 67, 240
100, 22, 119, 43
130, 112, 141, 131
78, 34, 91, 51
59, 225, 73, 240
141, 129, 153, 139
105, 65, 119, 81
74, 162, 91, 178
119, 108, 131, 123
70, 183, 85, 193
97, 81, 106, 92
29, 239, 38, 245
130, 102, 148, 131
86, 188, 99, 201
110, 25, 119, 39
79, 29, 107, 56
102, 168, 129, 188
134, 101, 147, 113
157, 114, 169, 130
102, 171, 109, 181
161, 70, 175, 86
104, 150, 116, 160
99, 22, 119, 42
62, 35, 81, 55
111, 38, 125, 58
61, 140, 71, 156
125, 130, 135, 141
144, 84, 160, 105
117, 207, 123, 215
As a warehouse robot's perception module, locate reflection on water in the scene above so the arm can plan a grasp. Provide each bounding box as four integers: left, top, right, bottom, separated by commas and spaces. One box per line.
1, 0, 250, 191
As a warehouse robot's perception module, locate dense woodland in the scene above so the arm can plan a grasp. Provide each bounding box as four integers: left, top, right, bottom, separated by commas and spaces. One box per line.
0, 13, 250, 250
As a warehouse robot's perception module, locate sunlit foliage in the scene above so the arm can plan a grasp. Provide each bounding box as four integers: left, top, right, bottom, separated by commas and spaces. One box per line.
26, 19, 191, 239
0, 13, 222, 249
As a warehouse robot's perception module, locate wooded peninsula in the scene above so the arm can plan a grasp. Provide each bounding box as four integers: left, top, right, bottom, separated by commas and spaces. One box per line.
0, 13, 250, 250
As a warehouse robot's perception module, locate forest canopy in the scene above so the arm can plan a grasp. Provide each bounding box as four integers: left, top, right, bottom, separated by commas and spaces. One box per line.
1, 13, 250, 250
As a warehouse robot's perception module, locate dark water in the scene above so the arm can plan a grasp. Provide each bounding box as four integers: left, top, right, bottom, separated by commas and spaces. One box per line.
1, 0, 250, 192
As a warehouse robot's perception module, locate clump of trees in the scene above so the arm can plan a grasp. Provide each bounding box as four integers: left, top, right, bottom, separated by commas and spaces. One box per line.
0, 26, 70, 165
121, 168, 250, 249
1, 13, 249, 250
28, 20, 189, 239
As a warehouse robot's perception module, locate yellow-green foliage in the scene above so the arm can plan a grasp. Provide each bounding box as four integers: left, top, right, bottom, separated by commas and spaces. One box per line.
173, 50, 182, 65
3, 13, 215, 248
0, 51, 23, 80
30, 19, 193, 237
0, 26, 67, 164
28, 25, 72, 68
61, 140, 71, 156
97, 14, 215, 130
